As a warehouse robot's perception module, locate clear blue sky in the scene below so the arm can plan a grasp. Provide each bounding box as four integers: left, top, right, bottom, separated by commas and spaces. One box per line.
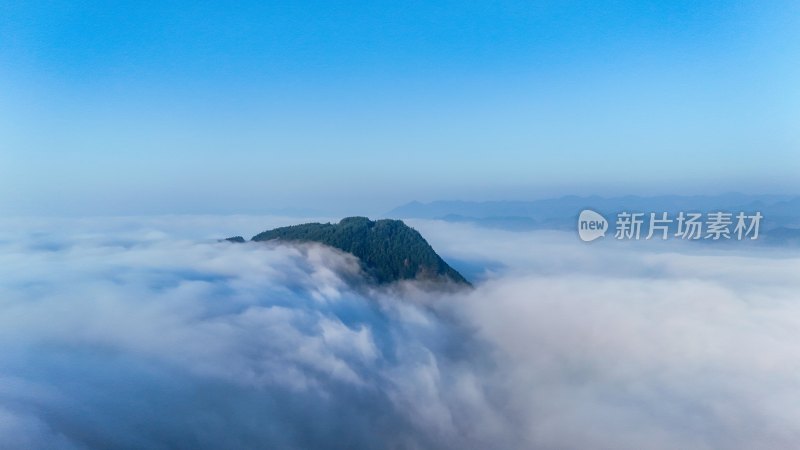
1, 0, 798, 215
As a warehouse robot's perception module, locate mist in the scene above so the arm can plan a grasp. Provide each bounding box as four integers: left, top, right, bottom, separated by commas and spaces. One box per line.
1, 216, 799, 449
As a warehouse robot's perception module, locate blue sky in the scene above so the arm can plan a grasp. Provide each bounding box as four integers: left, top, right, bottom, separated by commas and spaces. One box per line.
1, 0, 798, 215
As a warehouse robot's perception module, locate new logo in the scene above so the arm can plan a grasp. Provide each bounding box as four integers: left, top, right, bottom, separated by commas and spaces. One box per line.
578, 210, 608, 242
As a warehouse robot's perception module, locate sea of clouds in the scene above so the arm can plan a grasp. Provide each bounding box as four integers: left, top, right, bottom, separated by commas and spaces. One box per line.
0, 215, 799, 449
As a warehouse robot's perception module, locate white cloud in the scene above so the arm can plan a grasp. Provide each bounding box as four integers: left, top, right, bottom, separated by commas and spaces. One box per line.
0, 216, 799, 449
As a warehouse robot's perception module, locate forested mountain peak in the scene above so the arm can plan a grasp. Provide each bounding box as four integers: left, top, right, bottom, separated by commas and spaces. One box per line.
247, 217, 469, 285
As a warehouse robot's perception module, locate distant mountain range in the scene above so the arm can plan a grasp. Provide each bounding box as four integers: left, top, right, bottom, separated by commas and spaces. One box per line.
228, 217, 470, 286
388, 194, 800, 240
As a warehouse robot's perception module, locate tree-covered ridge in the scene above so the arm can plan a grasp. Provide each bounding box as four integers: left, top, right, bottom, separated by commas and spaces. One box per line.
251, 217, 470, 285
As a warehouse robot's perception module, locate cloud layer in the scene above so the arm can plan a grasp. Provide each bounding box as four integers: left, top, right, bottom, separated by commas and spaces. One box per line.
1, 216, 799, 449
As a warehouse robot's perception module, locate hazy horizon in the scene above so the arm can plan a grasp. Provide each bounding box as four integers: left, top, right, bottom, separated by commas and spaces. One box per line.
2, 191, 798, 219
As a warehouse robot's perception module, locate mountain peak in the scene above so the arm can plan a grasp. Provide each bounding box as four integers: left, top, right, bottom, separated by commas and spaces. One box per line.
249, 217, 469, 286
